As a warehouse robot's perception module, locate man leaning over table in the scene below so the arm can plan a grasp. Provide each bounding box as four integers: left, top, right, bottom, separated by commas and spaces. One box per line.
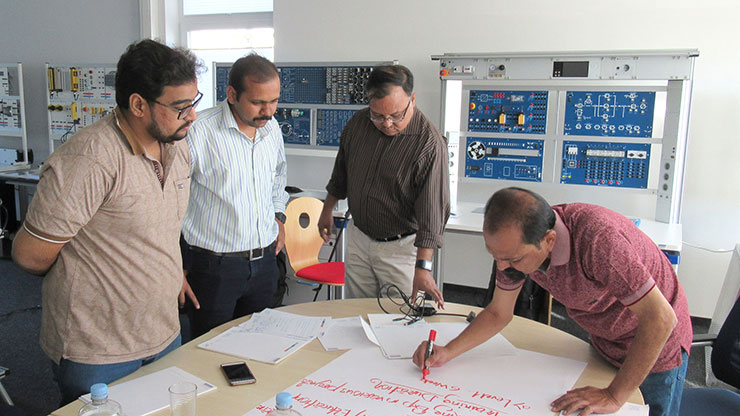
413, 187, 692, 416
12, 39, 203, 404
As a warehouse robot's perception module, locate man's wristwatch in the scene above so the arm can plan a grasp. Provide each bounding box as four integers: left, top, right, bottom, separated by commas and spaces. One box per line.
275, 212, 286, 224
415, 259, 433, 272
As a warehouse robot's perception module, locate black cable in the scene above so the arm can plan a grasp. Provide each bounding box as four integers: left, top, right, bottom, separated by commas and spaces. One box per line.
376, 283, 433, 325
376, 283, 478, 324
59, 120, 78, 144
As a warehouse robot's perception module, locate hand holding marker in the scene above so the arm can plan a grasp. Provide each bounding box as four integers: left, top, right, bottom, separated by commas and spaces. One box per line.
422, 329, 436, 380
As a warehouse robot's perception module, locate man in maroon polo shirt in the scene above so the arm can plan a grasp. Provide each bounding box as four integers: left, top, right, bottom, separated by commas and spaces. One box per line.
413, 187, 692, 416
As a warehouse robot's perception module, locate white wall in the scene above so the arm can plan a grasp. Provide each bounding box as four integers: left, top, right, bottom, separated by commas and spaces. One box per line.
274, 0, 740, 317
0, 0, 141, 162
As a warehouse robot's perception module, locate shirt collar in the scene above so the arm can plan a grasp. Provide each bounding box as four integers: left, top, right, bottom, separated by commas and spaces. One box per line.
114, 107, 147, 155
550, 210, 571, 267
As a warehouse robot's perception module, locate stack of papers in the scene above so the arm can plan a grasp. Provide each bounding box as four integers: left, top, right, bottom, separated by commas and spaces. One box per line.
198, 309, 330, 364
79, 366, 215, 416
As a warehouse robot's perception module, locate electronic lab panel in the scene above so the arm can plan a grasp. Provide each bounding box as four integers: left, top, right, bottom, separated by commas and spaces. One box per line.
46, 64, 117, 152
467, 90, 548, 134
560, 140, 650, 188
0, 66, 23, 132
0, 63, 30, 170
316, 109, 356, 147
277, 66, 372, 105
563, 91, 656, 138
434, 50, 695, 81
435, 50, 697, 223
465, 137, 544, 182
215, 61, 392, 150
275, 107, 311, 145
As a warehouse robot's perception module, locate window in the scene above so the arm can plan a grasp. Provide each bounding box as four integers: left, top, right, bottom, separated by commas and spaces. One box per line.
180, 0, 274, 108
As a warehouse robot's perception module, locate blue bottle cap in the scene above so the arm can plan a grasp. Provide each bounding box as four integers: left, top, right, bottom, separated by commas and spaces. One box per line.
276, 391, 293, 409
90, 383, 108, 400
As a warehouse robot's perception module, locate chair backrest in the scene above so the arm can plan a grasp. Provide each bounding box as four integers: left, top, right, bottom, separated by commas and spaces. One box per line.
284, 197, 326, 272
709, 244, 740, 334
712, 293, 740, 389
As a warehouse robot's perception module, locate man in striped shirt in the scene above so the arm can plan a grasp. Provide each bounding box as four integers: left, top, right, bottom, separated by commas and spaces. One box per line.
180, 54, 289, 338
318, 65, 450, 307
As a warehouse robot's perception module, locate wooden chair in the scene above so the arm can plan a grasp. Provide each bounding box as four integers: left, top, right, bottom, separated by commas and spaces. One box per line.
284, 197, 345, 301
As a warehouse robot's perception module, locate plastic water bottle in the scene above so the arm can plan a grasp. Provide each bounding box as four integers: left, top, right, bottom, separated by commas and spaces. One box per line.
267, 392, 302, 415
78, 383, 122, 416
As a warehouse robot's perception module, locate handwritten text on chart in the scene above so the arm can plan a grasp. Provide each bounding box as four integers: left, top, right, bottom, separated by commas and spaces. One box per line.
261, 377, 533, 416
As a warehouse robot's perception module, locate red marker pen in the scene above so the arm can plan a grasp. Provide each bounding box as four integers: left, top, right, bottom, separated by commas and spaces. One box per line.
422, 329, 437, 380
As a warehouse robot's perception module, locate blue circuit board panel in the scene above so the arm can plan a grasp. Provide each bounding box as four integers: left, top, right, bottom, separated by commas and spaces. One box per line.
563, 91, 655, 137
215, 65, 231, 103
560, 141, 650, 188
468, 90, 548, 134
278, 66, 373, 104
465, 137, 544, 182
316, 109, 356, 147
274, 107, 311, 145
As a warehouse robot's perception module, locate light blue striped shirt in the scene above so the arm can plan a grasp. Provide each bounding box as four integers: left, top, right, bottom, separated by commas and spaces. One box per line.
182, 100, 288, 252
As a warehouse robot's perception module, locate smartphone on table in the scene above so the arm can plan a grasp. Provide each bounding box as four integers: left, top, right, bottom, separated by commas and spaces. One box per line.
220, 361, 257, 385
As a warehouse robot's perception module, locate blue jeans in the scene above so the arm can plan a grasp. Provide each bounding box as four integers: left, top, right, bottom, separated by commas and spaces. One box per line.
52, 334, 181, 406
640, 350, 689, 416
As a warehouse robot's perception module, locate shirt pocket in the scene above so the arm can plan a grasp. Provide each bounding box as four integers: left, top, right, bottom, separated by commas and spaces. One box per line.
174, 177, 191, 220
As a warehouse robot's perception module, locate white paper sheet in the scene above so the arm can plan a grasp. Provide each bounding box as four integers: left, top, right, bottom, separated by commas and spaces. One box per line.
243, 346, 588, 416
364, 315, 517, 360
79, 366, 215, 416
318, 316, 375, 351
198, 309, 330, 364
367, 313, 432, 359
198, 328, 311, 364
241, 308, 330, 341
360, 315, 380, 346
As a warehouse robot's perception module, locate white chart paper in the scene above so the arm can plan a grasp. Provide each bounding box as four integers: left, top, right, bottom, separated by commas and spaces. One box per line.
244, 346, 588, 416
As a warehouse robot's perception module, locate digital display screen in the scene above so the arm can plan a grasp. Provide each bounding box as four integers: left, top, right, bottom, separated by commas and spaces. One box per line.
553, 61, 589, 78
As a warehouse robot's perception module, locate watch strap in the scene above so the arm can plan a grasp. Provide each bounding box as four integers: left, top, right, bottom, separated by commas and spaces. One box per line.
415, 259, 433, 271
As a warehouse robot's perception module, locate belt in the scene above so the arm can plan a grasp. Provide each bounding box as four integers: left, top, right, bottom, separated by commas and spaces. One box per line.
374, 231, 416, 242
189, 243, 272, 261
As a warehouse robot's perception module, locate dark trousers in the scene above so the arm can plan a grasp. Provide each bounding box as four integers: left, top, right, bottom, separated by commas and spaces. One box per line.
183, 242, 279, 338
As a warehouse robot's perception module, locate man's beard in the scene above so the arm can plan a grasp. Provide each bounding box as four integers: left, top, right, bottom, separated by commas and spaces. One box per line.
147, 119, 189, 144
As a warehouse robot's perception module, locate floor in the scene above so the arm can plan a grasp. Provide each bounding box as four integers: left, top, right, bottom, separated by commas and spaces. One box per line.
0, 259, 718, 415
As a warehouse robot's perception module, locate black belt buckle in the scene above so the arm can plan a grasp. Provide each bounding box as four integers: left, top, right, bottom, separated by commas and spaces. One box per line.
250, 247, 264, 261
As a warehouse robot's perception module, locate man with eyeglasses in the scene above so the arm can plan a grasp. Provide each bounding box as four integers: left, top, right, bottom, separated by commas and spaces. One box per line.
319, 64, 450, 307
12, 39, 203, 404
413, 187, 692, 416
179, 53, 288, 338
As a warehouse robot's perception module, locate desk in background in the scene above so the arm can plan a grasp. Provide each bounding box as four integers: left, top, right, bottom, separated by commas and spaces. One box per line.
51, 298, 642, 415
441, 201, 682, 288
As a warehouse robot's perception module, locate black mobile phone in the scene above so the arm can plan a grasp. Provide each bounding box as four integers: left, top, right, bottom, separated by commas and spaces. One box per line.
220, 361, 256, 385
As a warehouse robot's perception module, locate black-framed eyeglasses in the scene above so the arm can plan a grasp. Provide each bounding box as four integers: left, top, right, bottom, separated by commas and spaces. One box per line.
368, 98, 412, 124
151, 91, 203, 120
